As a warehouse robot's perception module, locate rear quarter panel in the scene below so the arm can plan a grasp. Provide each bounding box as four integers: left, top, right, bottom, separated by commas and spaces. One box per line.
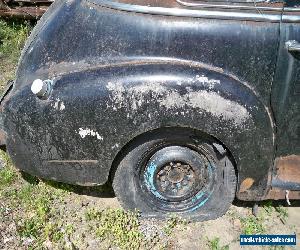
4, 0, 281, 199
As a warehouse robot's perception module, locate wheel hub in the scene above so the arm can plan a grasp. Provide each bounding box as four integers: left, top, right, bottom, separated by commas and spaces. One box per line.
166, 163, 185, 183
156, 161, 198, 200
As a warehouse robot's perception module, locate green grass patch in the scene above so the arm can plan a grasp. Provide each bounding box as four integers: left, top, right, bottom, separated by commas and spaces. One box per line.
263, 200, 275, 215
240, 215, 265, 235
263, 200, 289, 223
207, 237, 229, 250
85, 208, 187, 249
163, 214, 187, 236
0, 18, 32, 93
86, 208, 144, 249
14, 182, 71, 248
0, 151, 16, 188
275, 205, 288, 223
0, 19, 30, 60
0, 164, 71, 250
0, 166, 15, 187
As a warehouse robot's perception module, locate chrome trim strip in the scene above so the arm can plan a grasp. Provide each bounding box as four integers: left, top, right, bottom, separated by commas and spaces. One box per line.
176, 0, 283, 11
285, 7, 300, 12
282, 14, 300, 23
87, 0, 281, 22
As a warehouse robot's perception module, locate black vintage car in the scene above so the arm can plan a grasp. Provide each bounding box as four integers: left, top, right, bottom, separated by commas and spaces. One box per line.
0, 0, 299, 221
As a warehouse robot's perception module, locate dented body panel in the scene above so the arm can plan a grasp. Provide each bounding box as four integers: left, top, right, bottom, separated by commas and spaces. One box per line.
1, 0, 299, 201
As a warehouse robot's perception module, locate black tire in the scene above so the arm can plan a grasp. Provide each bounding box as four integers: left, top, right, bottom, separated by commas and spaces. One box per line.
112, 129, 236, 221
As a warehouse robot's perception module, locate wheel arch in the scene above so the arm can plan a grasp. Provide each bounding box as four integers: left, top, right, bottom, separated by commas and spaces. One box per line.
109, 126, 238, 180
95, 59, 275, 201
4, 58, 274, 200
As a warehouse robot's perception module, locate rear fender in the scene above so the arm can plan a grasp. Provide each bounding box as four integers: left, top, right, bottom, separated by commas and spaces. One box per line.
4, 59, 274, 199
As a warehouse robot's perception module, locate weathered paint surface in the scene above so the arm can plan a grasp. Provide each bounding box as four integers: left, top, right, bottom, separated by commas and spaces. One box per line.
1, 0, 293, 201
52, 98, 65, 111
78, 128, 104, 140
106, 80, 250, 127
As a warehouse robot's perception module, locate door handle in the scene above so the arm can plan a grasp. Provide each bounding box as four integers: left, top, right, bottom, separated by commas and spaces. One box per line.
286, 40, 300, 52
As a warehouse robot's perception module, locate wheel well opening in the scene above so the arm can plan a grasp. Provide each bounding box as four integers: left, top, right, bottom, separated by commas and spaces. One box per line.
108, 126, 238, 184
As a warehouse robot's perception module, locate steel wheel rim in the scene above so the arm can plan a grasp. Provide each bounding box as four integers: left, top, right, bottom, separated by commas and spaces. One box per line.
141, 145, 215, 212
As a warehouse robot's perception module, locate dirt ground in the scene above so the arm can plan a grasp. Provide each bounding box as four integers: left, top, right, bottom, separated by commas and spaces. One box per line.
1, 162, 300, 250
60, 194, 300, 250
55, 195, 300, 249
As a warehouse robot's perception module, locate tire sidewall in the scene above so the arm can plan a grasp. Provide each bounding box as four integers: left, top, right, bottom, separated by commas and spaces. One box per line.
113, 132, 236, 221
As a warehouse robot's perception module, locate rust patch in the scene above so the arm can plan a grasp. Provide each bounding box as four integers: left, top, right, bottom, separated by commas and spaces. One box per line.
239, 178, 254, 193
275, 155, 300, 183
264, 188, 300, 200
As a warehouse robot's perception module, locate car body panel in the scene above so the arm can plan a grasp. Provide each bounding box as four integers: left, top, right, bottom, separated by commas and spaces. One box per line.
2, 0, 297, 201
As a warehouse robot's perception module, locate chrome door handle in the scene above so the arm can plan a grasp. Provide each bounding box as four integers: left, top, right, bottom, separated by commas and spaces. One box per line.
286, 40, 300, 52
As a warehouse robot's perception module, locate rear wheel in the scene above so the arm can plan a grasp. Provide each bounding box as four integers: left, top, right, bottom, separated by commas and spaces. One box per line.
112, 129, 236, 221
